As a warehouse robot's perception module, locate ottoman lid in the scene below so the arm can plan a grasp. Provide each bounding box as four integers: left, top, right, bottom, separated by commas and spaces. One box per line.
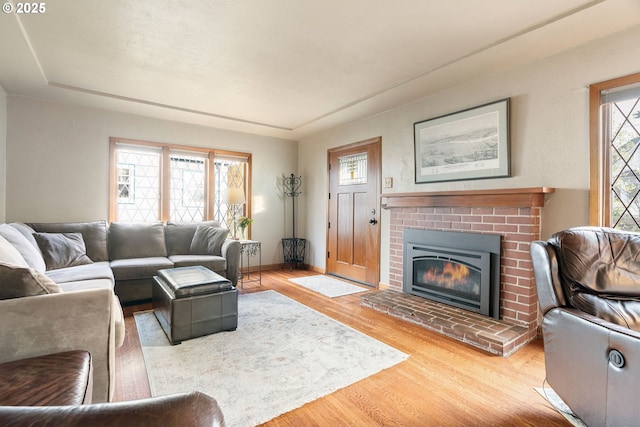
157, 266, 233, 298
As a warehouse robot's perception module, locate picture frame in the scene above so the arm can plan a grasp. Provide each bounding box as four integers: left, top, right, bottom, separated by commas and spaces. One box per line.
414, 98, 510, 184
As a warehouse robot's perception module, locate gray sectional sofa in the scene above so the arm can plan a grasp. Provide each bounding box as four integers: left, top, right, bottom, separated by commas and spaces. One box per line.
0, 219, 240, 403
21, 220, 240, 303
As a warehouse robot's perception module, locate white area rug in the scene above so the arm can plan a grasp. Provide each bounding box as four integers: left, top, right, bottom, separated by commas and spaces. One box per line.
535, 387, 586, 427
289, 274, 369, 297
135, 290, 407, 426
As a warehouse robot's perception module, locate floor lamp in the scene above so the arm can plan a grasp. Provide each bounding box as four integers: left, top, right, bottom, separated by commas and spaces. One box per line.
226, 187, 245, 240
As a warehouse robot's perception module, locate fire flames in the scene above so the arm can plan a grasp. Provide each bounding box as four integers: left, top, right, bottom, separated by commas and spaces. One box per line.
422, 262, 471, 289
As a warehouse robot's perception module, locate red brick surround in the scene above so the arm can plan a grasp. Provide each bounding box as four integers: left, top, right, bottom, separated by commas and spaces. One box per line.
366, 188, 553, 355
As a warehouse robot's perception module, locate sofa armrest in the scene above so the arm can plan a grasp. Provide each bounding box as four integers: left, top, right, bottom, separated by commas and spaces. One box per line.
221, 239, 240, 286
542, 307, 640, 426
0, 288, 121, 403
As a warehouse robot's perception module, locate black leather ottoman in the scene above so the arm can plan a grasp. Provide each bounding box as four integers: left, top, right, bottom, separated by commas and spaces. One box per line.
153, 266, 237, 345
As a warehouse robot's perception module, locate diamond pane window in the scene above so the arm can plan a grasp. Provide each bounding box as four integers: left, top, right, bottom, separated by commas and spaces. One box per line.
117, 165, 134, 203
116, 147, 160, 222
110, 139, 250, 226
170, 153, 206, 222
213, 157, 246, 230
603, 85, 640, 231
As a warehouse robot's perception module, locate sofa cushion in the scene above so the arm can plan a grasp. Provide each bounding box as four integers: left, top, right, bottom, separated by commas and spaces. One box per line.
109, 222, 167, 260
8, 223, 39, 248
0, 262, 62, 300
0, 224, 45, 272
34, 233, 94, 271
28, 221, 109, 262
189, 226, 229, 256
165, 221, 221, 255
56, 278, 115, 293
0, 234, 28, 268
168, 255, 227, 272
45, 261, 114, 285
110, 257, 174, 281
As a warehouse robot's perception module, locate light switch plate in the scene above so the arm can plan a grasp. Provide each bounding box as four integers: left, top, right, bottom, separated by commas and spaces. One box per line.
384, 177, 393, 188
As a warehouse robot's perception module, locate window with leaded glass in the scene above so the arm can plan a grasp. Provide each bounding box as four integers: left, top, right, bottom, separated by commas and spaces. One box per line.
109, 138, 250, 228
590, 73, 640, 231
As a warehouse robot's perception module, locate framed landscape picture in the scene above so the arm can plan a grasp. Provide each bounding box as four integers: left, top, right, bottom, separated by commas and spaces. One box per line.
414, 98, 510, 183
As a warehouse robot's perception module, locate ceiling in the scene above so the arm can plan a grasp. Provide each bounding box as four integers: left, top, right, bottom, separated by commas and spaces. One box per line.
1, 0, 639, 141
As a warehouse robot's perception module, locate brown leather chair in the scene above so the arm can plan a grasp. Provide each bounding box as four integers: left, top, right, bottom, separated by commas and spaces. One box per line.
531, 226, 640, 427
0, 391, 225, 427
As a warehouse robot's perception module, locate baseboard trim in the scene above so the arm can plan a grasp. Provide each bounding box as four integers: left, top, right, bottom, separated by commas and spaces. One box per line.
251, 263, 315, 272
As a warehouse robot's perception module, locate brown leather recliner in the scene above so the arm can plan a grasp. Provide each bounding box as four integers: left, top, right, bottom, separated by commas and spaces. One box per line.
0, 391, 226, 427
531, 226, 640, 427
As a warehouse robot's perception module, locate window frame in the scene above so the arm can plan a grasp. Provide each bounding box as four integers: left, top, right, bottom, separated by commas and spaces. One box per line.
109, 137, 252, 224
589, 71, 640, 226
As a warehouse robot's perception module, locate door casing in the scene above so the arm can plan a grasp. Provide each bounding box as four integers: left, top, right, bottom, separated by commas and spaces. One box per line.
326, 137, 381, 287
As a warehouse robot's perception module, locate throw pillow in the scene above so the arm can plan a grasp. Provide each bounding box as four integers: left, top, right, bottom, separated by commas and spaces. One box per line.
0, 235, 28, 267
0, 224, 46, 272
0, 262, 62, 300
33, 232, 93, 271
165, 221, 222, 255
189, 225, 229, 256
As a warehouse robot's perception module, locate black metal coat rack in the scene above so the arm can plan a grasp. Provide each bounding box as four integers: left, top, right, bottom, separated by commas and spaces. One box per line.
282, 173, 306, 269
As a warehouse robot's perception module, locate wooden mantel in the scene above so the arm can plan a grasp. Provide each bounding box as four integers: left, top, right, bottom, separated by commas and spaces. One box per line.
381, 187, 555, 209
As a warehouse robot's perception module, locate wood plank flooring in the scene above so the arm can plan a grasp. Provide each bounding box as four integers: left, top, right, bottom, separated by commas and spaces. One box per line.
114, 269, 569, 426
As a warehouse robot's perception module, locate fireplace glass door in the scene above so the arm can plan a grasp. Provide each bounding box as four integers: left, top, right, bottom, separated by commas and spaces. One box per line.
406, 244, 491, 315
414, 257, 481, 304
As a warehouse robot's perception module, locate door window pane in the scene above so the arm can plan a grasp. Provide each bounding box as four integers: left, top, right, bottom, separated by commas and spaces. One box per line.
338, 152, 367, 185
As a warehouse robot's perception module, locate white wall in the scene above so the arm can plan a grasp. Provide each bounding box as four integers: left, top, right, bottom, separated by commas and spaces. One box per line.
5, 97, 298, 266
299, 25, 640, 284
0, 85, 6, 222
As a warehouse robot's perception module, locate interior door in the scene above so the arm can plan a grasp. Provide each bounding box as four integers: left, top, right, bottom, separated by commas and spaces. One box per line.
327, 137, 381, 287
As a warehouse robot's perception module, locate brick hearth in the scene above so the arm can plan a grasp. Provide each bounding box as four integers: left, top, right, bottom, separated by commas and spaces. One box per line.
362, 188, 553, 356
362, 290, 528, 356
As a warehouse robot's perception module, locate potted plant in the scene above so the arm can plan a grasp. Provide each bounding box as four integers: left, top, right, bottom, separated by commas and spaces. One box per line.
237, 216, 254, 240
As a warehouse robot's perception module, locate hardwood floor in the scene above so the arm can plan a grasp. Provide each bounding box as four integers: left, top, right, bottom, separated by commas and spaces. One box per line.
114, 269, 569, 426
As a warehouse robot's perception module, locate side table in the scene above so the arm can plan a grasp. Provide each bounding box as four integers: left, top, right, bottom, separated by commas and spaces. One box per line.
239, 239, 261, 288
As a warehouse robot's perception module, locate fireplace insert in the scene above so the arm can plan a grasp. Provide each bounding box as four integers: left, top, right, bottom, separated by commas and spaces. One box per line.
403, 229, 501, 318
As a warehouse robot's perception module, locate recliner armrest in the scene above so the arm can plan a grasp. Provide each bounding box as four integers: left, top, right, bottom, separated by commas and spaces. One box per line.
543, 307, 640, 426
0, 288, 121, 403
0, 391, 226, 427
530, 240, 566, 314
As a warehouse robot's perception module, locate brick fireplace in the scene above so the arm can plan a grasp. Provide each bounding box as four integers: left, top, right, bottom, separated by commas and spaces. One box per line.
361, 187, 554, 356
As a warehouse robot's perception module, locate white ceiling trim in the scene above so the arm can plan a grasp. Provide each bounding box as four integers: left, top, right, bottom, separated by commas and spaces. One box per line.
47, 81, 295, 131
12, 0, 608, 134
295, 0, 608, 130
13, 11, 47, 84
2, 0, 637, 140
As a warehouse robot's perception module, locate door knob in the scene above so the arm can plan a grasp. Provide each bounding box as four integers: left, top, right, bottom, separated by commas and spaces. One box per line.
369, 218, 377, 225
